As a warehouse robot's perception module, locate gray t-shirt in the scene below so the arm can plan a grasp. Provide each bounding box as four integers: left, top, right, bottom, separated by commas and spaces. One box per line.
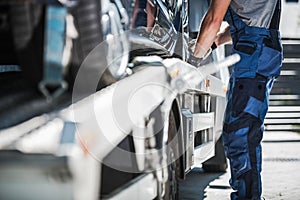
230, 0, 278, 28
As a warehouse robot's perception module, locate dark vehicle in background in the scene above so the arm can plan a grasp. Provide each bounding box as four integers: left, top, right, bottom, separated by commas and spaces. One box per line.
0, 0, 229, 199
0, 0, 127, 128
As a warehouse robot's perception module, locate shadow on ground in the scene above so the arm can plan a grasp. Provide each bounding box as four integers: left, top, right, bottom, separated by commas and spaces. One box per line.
179, 167, 224, 200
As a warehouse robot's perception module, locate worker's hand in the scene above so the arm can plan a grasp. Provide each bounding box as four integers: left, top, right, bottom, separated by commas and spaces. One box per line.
187, 48, 213, 67
188, 39, 212, 67
189, 39, 212, 58
187, 53, 204, 67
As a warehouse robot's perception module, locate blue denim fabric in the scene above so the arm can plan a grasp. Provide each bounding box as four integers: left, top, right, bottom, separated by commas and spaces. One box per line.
223, 76, 274, 199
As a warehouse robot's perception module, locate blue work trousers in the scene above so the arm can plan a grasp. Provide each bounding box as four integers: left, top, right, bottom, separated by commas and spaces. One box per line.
222, 75, 274, 199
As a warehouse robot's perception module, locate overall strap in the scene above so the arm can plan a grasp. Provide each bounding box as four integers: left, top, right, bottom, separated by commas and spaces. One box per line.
224, 6, 246, 44
224, 6, 270, 45
224, 6, 246, 33
269, 0, 281, 30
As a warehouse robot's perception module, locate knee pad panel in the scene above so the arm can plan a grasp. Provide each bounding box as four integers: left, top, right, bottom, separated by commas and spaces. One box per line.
232, 78, 266, 117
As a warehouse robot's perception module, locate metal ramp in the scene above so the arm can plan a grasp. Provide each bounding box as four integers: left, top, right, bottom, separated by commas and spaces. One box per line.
265, 40, 300, 132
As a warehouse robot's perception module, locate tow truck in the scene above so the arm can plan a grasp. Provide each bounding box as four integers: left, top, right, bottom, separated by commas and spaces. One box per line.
0, 0, 240, 199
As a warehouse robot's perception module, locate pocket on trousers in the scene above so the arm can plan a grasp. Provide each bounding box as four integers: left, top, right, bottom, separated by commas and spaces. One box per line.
232, 78, 266, 117
257, 43, 283, 77
232, 40, 260, 78
235, 40, 257, 54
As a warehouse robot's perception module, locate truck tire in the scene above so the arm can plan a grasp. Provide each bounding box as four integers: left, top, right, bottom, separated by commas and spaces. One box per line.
163, 110, 180, 200
202, 137, 228, 172
69, 0, 116, 90
163, 148, 179, 200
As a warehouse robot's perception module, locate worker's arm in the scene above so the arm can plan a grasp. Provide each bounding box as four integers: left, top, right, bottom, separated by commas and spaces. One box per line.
194, 0, 231, 58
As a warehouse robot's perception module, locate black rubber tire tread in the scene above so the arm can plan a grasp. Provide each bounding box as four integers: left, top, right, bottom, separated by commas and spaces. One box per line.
163, 110, 180, 200
202, 137, 228, 173
71, 0, 103, 58
69, 0, 102, 80
69, 0, 116, 89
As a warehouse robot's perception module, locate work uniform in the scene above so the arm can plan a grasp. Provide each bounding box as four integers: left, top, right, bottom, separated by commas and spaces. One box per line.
222, 0, 283, 199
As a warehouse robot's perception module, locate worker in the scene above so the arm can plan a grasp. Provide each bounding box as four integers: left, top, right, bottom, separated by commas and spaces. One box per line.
192, 0, 283, 199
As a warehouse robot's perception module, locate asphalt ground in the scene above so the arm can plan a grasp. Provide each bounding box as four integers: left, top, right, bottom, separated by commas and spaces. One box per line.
179, 131, 300, 200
